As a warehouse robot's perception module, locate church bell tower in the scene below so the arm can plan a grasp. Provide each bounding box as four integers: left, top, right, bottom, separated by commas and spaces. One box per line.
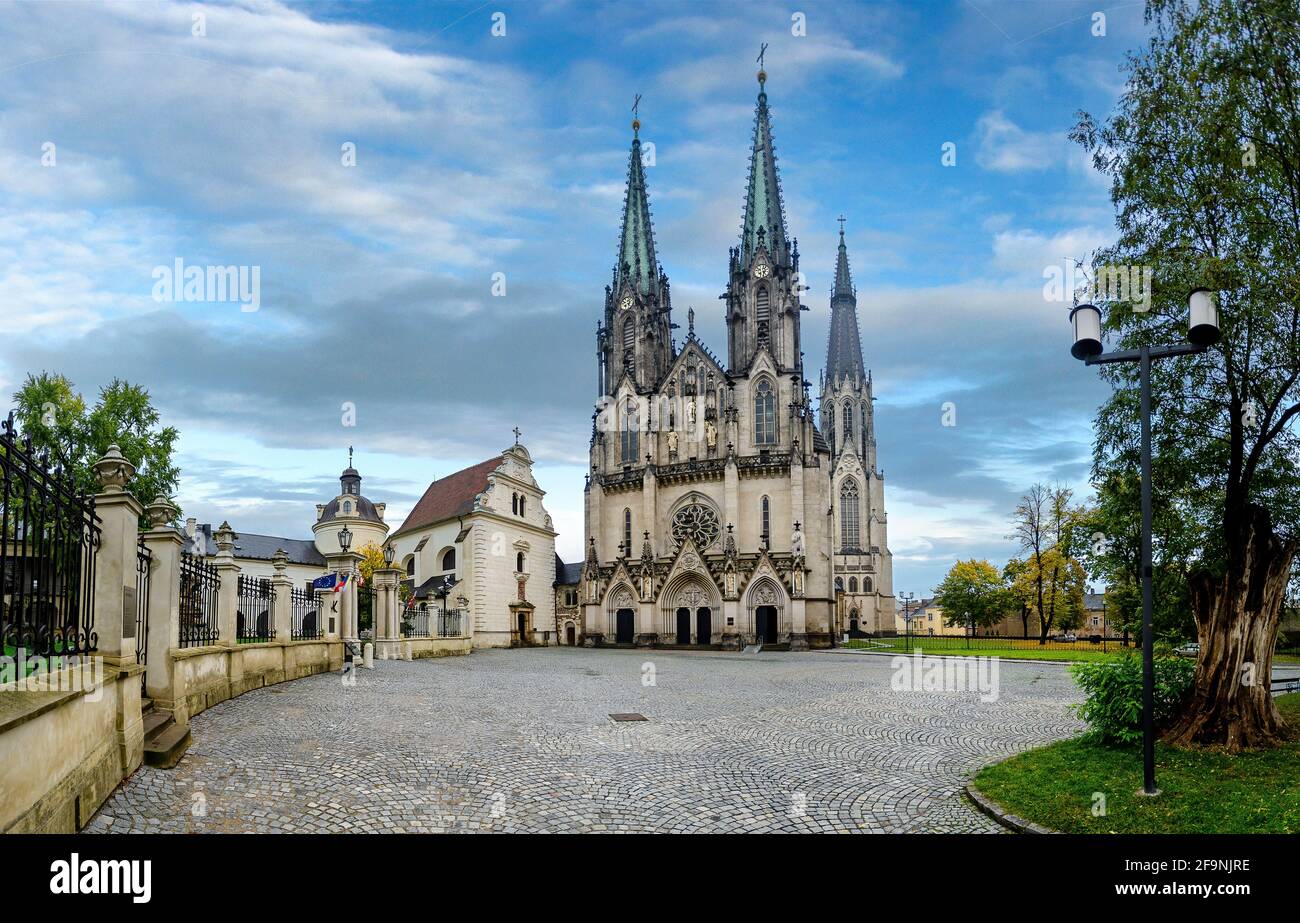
724, 67, 803, 377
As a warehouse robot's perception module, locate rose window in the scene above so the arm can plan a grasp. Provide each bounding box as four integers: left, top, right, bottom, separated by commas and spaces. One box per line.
671, 503, 720, 550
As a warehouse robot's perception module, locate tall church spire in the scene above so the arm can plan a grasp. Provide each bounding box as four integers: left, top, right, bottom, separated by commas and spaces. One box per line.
825, 223, 864, 383
740, 68, 789, 269
615, 117, 658, 296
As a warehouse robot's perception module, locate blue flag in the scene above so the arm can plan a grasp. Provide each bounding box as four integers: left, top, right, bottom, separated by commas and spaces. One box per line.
312, 573, 337, 590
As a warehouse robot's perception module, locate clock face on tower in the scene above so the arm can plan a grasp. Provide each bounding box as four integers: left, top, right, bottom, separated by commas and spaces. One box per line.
619, 296, 633, 310
753, 262, 771, 279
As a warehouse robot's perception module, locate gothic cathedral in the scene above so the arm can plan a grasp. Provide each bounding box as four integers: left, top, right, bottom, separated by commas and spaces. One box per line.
580, 68, 894, 649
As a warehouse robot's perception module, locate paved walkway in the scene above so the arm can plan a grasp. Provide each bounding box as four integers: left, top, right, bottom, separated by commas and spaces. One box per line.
89, 648, 1085, 833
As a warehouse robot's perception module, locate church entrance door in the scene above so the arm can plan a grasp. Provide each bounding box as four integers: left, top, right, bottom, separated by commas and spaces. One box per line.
566, 624, 576, 646
696, 608, 712, 645
517, 612, 528, 645
756, 605, 778, 644
615, 609, 635, 644
675, 608, 691, 645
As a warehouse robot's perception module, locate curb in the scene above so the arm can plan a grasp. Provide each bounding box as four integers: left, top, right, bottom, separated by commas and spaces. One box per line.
964, 781, 1060, 834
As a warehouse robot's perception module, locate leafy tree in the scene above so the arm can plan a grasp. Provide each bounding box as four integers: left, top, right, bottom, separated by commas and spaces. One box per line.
356, 542, 388, 583
1010, 484, 1087, 642
12, 373, 181, 517
1072, 0, 1300, 748
934, 559, 1011, 633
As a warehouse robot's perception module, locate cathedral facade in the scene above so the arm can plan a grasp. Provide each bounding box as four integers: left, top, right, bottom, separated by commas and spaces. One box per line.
580, 69, 893, 650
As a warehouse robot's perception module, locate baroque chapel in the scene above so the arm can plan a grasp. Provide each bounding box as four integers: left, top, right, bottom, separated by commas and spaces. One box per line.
580, 67, 894, 649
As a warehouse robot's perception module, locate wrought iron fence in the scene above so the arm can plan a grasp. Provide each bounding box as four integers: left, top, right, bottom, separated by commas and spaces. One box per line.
0, 413, 100, 659
402, 602, 430, 638
357, 582, 374, 635
290, 585, 320, 640
135, 537, 151, 682
437, 609, 462, 638
179, 551, 220, 647
236, 574, 275, 642
854, 630, 1135, 654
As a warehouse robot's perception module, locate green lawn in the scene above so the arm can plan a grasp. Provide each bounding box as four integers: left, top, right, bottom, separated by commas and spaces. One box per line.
843, 637, 1126, 662
973, 694, 1300, 833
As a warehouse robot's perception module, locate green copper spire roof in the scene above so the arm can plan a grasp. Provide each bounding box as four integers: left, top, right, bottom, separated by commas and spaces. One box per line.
740, 72, 789, 267
826, 224, 865, 383
615, 122, 659, 297
833, 224, 855, 300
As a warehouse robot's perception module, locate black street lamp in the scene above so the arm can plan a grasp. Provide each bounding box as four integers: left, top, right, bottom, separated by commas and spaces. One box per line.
337, 525, 353, 554
383, 541, 395, 566
1070, 289, 1220, 795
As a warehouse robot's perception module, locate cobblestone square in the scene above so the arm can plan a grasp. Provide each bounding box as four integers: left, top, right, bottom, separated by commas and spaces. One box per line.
89, 649, 1084, 834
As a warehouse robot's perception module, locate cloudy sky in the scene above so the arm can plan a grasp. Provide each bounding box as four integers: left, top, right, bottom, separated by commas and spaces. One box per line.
0, 0, 1146, 595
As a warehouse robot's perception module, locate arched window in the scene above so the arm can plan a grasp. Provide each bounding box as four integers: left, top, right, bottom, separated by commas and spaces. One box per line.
760, 495, 771, 543
840, 478, 860, 550
405, 556, 415, 578
864, 577, 873, 593
342, 500, 352, 513
862, 401, 870, 454
441, 548, 456, 572
848, 577, 858, 593
754, 379, 776, 445
623, 508, 632, 554
516, 551, 526, 573
512, 492, 518, 514
519, 495, 526, 517
834, 576, 844, 593
620, 397, 639, 464
843, 402, 854, 443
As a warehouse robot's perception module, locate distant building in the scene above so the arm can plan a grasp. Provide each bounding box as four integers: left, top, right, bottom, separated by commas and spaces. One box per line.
554, 555, 584, 646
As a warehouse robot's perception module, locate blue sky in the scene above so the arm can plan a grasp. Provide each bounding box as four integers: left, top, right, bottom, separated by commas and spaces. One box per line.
0, 0, 1150, 595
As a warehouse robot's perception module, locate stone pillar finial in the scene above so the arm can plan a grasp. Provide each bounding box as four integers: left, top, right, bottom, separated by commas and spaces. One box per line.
92, 443, 135, 493
145, 495, 178, 529
215, 521, 237, 554
271, 548, 289, 573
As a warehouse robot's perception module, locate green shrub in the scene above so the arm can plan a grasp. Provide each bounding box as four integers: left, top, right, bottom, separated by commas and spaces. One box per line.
1070, 653, 1196, 745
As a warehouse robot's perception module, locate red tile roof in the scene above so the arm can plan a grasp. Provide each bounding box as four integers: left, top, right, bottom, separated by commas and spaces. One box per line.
391, 456, 503, 538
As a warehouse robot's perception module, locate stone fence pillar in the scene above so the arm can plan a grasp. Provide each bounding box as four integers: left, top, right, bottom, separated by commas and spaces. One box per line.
142, 497, 183, 708
90, 445, 143, 668
270, 549, 293, 641
213, 521, 241, 646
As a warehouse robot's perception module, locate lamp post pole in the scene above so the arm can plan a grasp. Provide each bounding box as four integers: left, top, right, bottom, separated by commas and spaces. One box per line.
1070, 290, 1220, 797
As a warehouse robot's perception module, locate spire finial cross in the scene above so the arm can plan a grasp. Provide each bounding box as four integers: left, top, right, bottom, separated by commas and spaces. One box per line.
512, 426, 521, 445
838, 215, 846, 235
632, 94, 641, 119
757, 42, 768, 68
348, 445, 353, 467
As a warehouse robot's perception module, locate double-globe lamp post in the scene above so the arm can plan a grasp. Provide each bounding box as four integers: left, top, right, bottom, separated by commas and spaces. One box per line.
1069, 289, 1220, 795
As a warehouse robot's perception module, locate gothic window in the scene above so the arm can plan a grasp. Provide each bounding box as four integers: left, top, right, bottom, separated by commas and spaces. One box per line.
670, 502, 720, 550
441, 548, 456, 572
756, 287, 770, 343
620, 397, 639, 464
623, 508, 632, 554
623, 318, 635, 375
843, 402, 854, 443
862, 401, 870, 456
754, 379, 776, 445
405, 556, 415, 578
834, 576, 844, 593
864, 577, 873, 593
840, 478, 860, 550
761, 495, 771, 543
848, 577, 858, 593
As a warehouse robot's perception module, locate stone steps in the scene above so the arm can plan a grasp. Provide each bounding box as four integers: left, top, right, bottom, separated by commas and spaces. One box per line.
142, 705, 191, 769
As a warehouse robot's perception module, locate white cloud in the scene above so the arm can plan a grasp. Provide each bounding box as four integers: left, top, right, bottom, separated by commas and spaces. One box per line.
974, 110, 1063, 172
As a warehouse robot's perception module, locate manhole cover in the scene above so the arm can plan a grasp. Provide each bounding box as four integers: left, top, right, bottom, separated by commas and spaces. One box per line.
609, 713, 648, 722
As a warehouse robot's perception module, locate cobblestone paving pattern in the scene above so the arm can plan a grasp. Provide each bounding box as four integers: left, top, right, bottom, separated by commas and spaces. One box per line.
89, 648, 1084, 833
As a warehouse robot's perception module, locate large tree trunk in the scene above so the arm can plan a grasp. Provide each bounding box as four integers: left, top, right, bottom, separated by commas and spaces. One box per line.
1163, 503, 1293, 751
